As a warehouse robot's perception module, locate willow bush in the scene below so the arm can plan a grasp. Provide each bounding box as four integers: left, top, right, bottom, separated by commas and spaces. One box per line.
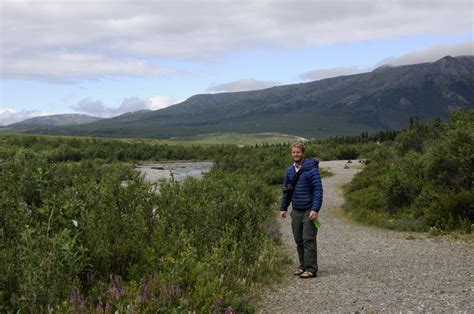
0, 131, 380, 311
344, 110, 473, 232
0, 147, 287, 312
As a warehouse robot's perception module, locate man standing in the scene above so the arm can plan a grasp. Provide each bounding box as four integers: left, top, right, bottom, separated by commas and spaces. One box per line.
280, 142, 323, 278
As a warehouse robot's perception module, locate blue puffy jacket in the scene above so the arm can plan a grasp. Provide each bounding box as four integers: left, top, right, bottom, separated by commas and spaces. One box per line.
280, 158, 323, 212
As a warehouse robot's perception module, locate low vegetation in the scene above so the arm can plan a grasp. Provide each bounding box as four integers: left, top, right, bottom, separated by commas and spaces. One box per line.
0, 148, 291, 312
0, 133, 348, 312
344, 110, 473, 232
3, 114, 467, 312
166, 132, 307, 145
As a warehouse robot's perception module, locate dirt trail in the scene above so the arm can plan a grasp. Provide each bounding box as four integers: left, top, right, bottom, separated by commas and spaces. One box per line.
258, 160, 473, 312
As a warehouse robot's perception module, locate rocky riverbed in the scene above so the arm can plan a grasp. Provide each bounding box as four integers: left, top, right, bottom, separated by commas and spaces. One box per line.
135, 161, 213, 183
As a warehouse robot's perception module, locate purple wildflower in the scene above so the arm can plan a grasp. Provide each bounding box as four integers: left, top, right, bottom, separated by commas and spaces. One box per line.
104, 302, 112, 313
77, 291, 84, 307
106, 274, 126, 300
212, 298, 223, 312
139, 282, 150, 303
225, 306, 234, 314
140, 290, 150, 303
171, 283, 181, 295
95, 302, 103, 312
214, 299, 223, 308
68, 287, 85, 310
69, 288, 75, 305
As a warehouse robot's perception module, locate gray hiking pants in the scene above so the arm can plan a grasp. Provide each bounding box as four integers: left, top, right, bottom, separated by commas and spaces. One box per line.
290, 209, 318, 274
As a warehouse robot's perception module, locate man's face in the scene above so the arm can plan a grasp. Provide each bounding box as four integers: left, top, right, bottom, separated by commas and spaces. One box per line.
292, 147, 304, 163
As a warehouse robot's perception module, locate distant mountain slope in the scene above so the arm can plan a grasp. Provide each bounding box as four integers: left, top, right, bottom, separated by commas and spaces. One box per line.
2, 56, 473, 138
10, 114, 102, 126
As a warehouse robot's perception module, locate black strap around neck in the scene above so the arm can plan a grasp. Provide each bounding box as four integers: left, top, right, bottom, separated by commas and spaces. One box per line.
290, 168, 304, 189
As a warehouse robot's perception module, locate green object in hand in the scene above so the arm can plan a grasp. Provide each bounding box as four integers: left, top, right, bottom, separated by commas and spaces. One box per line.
313, 219, 321, 229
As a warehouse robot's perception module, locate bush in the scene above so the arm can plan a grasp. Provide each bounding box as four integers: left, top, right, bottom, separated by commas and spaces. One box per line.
0, 146, 287, 312
15, 227, 85, 311
335, 146, 358, 160
344, 110, 474, 232
425, 190, 474, 231
424, 112, 473, 191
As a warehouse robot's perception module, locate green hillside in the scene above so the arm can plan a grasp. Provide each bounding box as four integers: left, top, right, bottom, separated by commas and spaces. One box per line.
9, 114, 102, 126
2, 56, 473, 139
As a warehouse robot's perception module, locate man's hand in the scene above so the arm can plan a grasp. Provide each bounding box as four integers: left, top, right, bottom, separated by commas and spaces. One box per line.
280, 211, 287, 218
309, 210, 318, 221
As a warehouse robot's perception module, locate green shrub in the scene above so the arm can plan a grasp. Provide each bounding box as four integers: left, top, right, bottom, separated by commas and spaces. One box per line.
0, 146, 287, 312
335, 146, 358, 160
424, 112, 473, 191
425, 190, 474, 231
15, 227, 85, 312
344, 110, 474, 232
382, 168, 413, 213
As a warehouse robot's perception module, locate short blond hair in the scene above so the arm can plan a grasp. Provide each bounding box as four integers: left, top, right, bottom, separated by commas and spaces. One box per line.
291, 142, 305, 153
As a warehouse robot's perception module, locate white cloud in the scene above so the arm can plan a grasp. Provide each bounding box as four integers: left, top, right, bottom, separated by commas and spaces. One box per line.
376, 40, 474, 67
299, 66, 368, 81
70, 96, 177, 117
299, 41, 473, 81
70, 99, 108, 116
1, 52, 174, 82
0, 95, 177, 125
116, 97, 147, 113
146, 96, 178, 110
1, 0, 472, 81
0, 108, 46, 126
207, 79, 281, 92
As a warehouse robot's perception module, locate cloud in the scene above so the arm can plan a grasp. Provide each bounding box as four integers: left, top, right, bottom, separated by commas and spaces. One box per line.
146, 96, 179, 110
0, 96, 177, 125
71, 99, 109, 116
299, 66, 368, 81
0, 108, 51, 126
1, 0, 472, 80
71, 96, 177, 117
207, 79, 280, 92
1, 52, 174, 82
376, 40, 474, 67
116, 97, 148, 113
299, 41, 473, 81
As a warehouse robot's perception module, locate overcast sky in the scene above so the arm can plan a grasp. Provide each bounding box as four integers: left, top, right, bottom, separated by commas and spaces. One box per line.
1, 0, 473, 125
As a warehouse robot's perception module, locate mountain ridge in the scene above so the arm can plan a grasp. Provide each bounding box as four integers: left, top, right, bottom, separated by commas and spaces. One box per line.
2, 56, 473, 138
10, 113, 103, 126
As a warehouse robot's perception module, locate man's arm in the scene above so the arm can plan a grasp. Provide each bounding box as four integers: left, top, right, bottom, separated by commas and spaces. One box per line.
280, 169, 291, 212
309, 168, 323, 212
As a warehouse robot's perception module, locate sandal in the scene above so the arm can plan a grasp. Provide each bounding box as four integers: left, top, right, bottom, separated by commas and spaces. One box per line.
293, 268, 305, 276
299, 271, 317, 278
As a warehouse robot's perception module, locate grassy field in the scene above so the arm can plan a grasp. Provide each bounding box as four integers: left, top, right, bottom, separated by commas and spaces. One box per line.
166, 132, 308, 145
0, 131, 308, 147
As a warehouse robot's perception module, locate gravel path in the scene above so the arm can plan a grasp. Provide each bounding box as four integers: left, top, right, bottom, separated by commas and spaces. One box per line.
258, 160, 473, 313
